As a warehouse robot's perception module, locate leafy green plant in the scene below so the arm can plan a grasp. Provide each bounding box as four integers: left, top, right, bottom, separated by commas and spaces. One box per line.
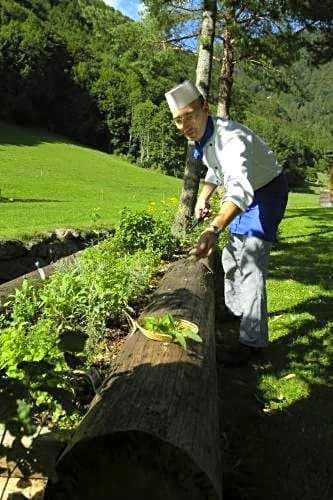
0, 206, 179, 488
143, 314, 202, 350
114, 207, 180, 259
0, 232, 162, 446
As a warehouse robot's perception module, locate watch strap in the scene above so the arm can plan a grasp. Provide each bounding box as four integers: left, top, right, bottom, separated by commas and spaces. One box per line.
208, 224, 222, 237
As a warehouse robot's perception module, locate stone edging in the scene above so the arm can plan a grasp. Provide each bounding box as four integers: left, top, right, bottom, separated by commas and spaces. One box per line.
0, 227, 114, 284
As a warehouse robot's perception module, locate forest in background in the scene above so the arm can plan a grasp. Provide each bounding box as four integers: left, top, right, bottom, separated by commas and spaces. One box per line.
0, 0, 332, 187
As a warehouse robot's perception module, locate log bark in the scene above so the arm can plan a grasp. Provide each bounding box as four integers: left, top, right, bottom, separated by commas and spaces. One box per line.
45, 255, 222, 500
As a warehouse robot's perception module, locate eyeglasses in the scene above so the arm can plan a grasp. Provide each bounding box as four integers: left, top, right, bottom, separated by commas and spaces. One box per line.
173, 110, 199, 126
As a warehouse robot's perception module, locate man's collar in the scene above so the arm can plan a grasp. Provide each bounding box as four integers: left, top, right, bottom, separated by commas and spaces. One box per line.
193, 116, 214, 160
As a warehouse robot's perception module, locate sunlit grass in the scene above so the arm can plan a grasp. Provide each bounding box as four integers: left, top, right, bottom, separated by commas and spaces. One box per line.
0, 121, 182, 239
258, 197, 333, 412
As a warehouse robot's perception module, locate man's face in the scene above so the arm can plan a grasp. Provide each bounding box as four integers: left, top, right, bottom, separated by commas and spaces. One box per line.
172, 99, 208, 141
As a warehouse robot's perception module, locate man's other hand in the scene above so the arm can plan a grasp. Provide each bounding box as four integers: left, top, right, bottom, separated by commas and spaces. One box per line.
189, 230, 218, 260
194, 198, 211, 220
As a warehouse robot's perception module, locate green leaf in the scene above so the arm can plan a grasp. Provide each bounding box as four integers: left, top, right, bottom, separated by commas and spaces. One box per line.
16, 400, 37, 436
58, 331, 87, 353
144, 314, 177, 335
0, 393, 18, 420
39, 385, 75, 413
17, 360, 54, 376
183, 330, 202, 343
64, 351, 85, 369
143, 317, 157, 331
174, 332, 187, 350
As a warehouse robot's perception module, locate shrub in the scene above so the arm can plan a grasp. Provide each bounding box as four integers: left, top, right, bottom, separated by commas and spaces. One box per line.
114, 207, 180, 258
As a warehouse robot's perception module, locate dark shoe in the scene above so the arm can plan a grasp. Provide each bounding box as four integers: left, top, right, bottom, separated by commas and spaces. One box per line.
217, 342, 261, 366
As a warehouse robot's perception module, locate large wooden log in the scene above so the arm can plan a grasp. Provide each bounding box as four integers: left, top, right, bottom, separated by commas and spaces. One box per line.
45, 255, 222, 500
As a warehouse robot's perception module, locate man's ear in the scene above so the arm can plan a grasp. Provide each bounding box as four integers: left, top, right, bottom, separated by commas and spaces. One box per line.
203, 101, 209, 113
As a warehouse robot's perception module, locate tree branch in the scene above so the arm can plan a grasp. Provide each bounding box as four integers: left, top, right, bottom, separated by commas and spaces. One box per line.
165, 32, 200, 43
170, 3, 202, 13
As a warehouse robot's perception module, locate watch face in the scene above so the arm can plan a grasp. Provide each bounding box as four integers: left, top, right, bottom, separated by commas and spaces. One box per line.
209, 225, 220, 236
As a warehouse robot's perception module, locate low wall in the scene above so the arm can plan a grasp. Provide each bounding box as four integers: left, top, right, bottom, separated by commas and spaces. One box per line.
0, 228, 114, 284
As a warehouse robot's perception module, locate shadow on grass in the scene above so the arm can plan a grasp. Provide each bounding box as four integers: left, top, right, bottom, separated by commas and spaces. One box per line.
283, 207, 333, 220
270, 209, 333, 290
290, 181, 323, 195
0, 122, 70, 148
217, 294, 332, 500
0, 197, 63, 203
217, 211, 333, 499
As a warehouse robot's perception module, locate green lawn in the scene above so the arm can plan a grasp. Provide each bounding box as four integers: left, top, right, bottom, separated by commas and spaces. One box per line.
219, 198, 333, 499
0, 122, 182, 240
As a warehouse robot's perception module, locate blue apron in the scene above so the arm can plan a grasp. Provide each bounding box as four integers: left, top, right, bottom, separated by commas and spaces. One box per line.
229, 172, 289, 242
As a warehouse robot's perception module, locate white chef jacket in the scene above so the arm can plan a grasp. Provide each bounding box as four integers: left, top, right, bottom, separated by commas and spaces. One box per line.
203, 117, 282, 212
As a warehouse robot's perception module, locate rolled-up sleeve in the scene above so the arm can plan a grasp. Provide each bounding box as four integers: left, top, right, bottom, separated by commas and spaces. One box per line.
204, 167, 220, 185
219, 137, 254, 212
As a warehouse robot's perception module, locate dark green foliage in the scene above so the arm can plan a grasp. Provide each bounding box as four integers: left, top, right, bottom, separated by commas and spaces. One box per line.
0, 0, 192, 157
241, 56, 333, 187
131, 100, 187, 176
0, 10, 108, 148
245, 113, 319, 188
58, 331, 88, 353
0, 0, 331, 181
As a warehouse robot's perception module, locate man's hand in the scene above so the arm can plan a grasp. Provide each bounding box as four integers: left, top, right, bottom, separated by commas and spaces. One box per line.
194, 197, 211, 220
189, 230, 218, 260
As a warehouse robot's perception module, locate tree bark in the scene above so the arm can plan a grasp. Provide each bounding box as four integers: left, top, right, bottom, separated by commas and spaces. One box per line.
196, 0, 217, 98
45, 255, 222, 500
173, 0, 217, 233
217, 10, 235, 119
172, 144, 203, 234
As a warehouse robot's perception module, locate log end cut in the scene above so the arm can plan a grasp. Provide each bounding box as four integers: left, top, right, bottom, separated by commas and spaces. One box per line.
45, 431, 220, 500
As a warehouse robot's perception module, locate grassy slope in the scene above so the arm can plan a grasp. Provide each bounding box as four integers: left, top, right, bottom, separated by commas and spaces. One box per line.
0, 122, 182, 239
219, 193, 333, 499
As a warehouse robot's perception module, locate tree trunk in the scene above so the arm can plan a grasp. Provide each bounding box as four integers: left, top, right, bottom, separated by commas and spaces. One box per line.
196, 0, 217, 98
45, 255, 222, 500
140, 140, 144, 163
217, 9, 235, 119
173, 0, 217, 233
172, 144, 203, 234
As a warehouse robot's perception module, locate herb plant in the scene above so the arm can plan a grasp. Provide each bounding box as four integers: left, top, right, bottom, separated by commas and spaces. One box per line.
143, 314, 202, 350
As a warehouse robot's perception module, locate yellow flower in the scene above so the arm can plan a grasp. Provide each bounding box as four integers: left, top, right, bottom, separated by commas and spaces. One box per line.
169, 196, 178, 205
147, 201, 156, 212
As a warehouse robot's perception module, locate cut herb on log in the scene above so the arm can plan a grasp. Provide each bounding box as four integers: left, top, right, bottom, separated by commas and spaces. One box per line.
142, 314, 202, 349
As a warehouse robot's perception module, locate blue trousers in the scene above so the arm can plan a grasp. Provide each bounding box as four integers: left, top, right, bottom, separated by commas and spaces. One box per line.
222, 234, 273, 348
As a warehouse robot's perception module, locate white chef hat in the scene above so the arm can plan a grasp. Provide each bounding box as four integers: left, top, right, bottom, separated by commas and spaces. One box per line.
165, 80, 201, 113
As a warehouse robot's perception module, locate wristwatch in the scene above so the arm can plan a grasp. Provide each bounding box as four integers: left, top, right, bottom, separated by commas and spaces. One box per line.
207, 224, 222, 237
